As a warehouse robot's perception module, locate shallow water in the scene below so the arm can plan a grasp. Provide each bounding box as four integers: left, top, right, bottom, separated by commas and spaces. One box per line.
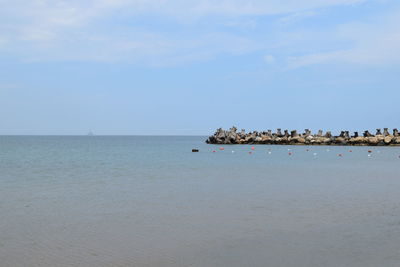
1, 136, 400, 267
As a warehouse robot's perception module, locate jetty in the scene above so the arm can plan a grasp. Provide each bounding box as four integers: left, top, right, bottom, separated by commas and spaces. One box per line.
206, 127, 400, 146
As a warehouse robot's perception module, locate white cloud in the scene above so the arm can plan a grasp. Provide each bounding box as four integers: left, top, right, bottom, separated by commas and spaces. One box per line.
1, 0, 368, 29
287, 50, 349, 69
1, 0, 396, 67
264, 55, 275, 64
153, 0, 366, 16
278, 10, 317, 24
286, 9, 400, 69
224, 19, 257, 29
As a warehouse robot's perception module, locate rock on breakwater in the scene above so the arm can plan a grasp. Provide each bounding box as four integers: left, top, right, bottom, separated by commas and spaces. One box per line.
206, 127, 400, 146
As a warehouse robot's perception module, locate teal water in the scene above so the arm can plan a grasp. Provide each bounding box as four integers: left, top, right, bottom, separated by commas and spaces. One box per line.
1, 136, 400, 267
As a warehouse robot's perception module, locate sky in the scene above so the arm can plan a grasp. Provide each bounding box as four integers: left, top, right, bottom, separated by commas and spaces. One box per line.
1, 0, 400, 135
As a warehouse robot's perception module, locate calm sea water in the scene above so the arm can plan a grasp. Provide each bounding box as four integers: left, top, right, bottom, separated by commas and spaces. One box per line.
1, 136, 400, 267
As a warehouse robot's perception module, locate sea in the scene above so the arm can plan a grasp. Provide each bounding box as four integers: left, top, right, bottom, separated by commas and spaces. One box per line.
1, 136, 400, 267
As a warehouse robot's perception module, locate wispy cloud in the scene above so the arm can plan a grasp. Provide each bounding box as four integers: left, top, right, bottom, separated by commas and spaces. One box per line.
286, 9, 400, 69
264, 55, 276, 64
287, 50, 350, 69
1, 0, 398, 68
278, 10, 317, 24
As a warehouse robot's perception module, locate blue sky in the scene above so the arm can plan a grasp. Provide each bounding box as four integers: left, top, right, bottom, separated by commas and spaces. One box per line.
1, 0, 400, 135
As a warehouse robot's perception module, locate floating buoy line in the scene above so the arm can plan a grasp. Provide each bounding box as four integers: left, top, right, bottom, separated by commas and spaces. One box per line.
203, 147, 400, 159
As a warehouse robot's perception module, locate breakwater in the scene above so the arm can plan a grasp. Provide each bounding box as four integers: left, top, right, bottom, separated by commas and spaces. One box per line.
206, 127, 400, 146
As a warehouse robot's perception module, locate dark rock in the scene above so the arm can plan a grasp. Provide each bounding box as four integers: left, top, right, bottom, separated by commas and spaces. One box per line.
339, 131, 349, 139
383, 128, 390, 136
325, 131, 332, 138
364, 131, 372, 137
284, 130, 289, 137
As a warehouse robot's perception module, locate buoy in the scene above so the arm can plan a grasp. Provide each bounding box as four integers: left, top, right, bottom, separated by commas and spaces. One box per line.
368, 150, 372, 153
212, 150, 216, 153
338, 154, 343, 157
249, 151, 252, 155
288, 152, 292, 156
268, 151, 272, 154
251, 146, 255, 150
306, 149, 309, 152
192, 149, 199, 152
349, 150, 352, 153
220, 147, 225, 151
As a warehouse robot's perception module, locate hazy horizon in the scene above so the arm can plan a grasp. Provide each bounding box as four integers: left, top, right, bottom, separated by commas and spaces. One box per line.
1, 127, 400, 136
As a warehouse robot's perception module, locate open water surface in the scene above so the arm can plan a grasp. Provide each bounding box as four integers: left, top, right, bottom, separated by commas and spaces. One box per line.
1, 136, 400, 267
